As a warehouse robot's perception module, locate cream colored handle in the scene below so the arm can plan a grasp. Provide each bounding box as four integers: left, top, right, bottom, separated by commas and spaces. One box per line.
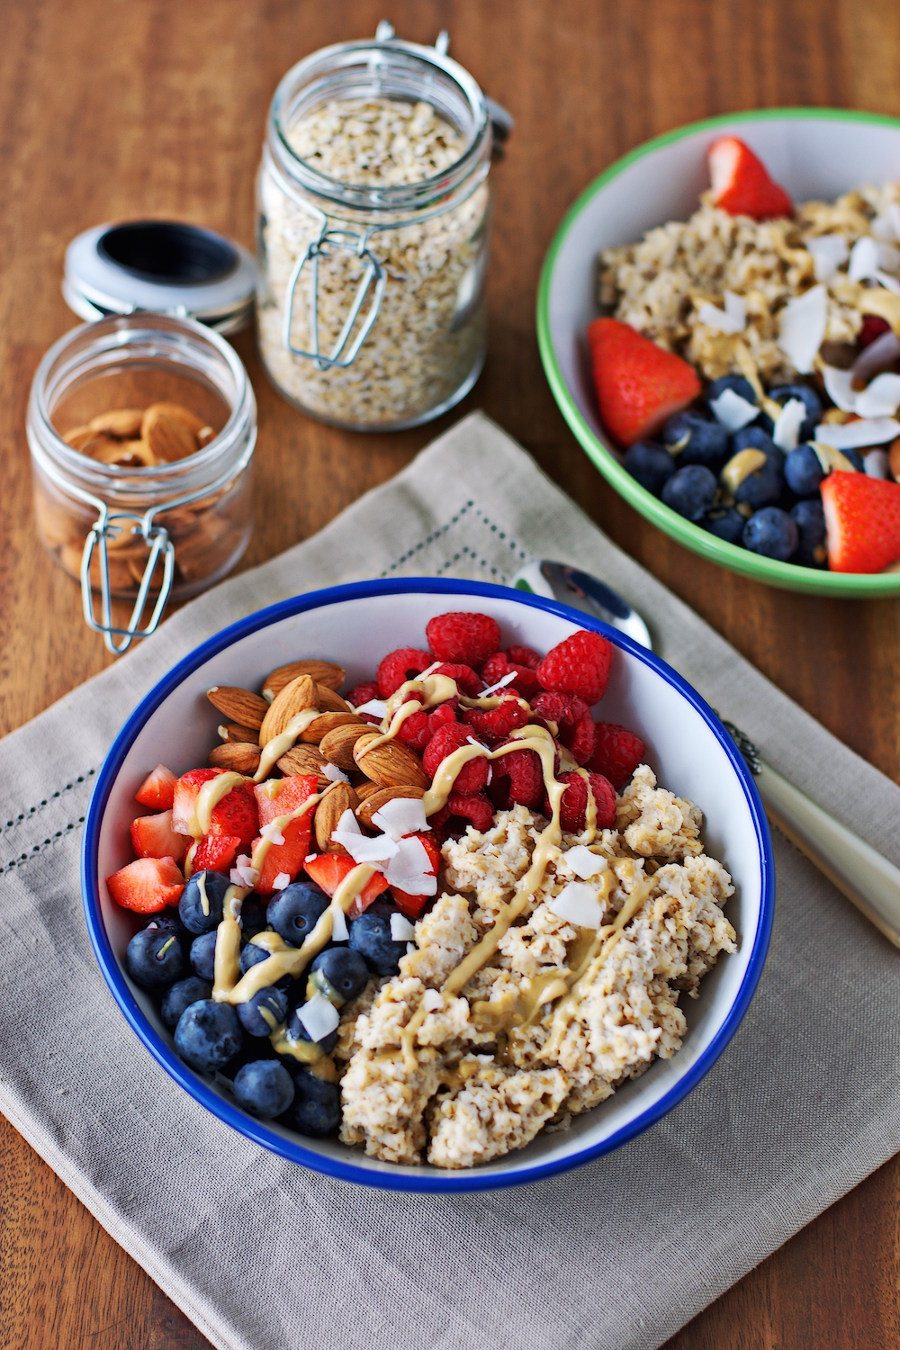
757, 760, 900, 948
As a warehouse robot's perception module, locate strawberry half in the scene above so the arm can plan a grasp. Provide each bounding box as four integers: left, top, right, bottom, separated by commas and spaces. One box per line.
587, 318, 701, 447
192, 833, 241, 874
305, 853, 388, 919
171, 767, 223, 835
253, 774, 320, 827
708, 136, 793, 220
821, 471, 900, 573
130, 810, 189, 862
208, 781, 258, 850
391, 832, 441, 921
135, 764, 177, 810
106, 857, 184, 914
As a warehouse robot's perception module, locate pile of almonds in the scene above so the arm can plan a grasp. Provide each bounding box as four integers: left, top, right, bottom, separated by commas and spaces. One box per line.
63, 402, 216, 468
206, 659, 429, 857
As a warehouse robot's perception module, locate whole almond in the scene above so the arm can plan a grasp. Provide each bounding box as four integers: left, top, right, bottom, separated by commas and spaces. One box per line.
217, 721, 260, 744
259, 674, 317, 745
208, 741, 261, 773
144, 401, 206, 435
354, 781, 381, 803
143, 407, 197, 461
63, 424, 97, 450
262, 659, 346, 698
300, 711, 363, 746
207, 686, 269, 729
89, 408, 144, 439
314, 781, 358, 854
276, 743, 329, 782
315, 683, 352, 713
353, 733, 429, 789
356, 785, 426, 829
318, 721, 372, 770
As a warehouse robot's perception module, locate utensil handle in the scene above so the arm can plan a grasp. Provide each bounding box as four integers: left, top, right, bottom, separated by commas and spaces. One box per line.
757, 760, 900, 948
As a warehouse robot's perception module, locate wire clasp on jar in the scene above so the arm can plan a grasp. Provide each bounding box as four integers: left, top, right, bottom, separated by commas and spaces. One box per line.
282, 227, 386, 371
81, 507, 175, 655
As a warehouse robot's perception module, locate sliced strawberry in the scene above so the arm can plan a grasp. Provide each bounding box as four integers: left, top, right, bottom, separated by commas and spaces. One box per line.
135, 764, 177, 810
253, 774, 319, 827
171, 767, 223, 835
130, 810, 189, 862
391, 832, 441, 921
587, 318, 701, 447
304, 853, 388, 919
192, 833, 241, 874
208, 781, 258, 849
821, 471, 900, 573
106, 856, 184, 914
708, 136, 793, 220
254, 815, 315, 895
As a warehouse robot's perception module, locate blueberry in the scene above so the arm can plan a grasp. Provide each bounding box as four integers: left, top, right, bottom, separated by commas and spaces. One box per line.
843, 449, 865, 471
239, 938, 271, 975
309, 948, 369, 1005
174, 1000, 243, 1074
239, 895, 268, 938
190, 930, 219, 983
661, 411, 729, 469
160, 977, 212, 1031
706, 374, 757, 411
623, 440, 675, 495
731, 425, 779, 458
144, 912, 184, 938
284, 1005, 338, 1054
125, 927, 185, 990
179, 870, 230, 935
784, 444, 824, 497
348, 901, 403, 976
724, 440, 785, 509
234, 1060, 295, 1120
790, 498, 827, 566
742, 507, 799, 561
267, 882, 330, 946
701, 507, 746, 545
660, 465, 718, 521
282, 1067, 341, 1137
766, 383, 823, 441
237, 985, 289, 1038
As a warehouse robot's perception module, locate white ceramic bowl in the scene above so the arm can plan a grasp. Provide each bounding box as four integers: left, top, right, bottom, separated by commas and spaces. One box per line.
82, 579, 774, 1191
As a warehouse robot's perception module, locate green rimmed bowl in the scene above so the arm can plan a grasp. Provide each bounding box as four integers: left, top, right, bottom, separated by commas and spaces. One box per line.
537, 108, 900, 597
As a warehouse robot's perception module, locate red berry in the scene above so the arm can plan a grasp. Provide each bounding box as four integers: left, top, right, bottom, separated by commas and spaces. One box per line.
492, 745, 544, 809
135, 764, 177, 810
505, 644, 540, 669
192, 833, 241, 874
391, 833, 441, 920
434, 662, 482, 696
428, 701, 458, 732
430, 792, 495, 839
536, 630, 613, 704
531, 690, 589, 730
821, 471, 900, 573
481, 650, 541, 697
587, 318, 701, 447
106, 857, 184, 914
130, 810, 189, 862
425, 611, 501, 667
208, 782, 258, 849
708, 136, 794, 220
567, 710, 597, 766
346, 680, 380, 708
462, 694, 530, 744
554, 771, 617, 833
171, 767, 222, 835
589, 721, 646, 789
858, 315, 891, 349
423, 723, 489, 795
396, 708, 432, 753
376, 648, 432, 698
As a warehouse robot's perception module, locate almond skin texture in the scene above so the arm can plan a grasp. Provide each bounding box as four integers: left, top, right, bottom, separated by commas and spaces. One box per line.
300, 711, 363, 745
207, 686, 270, 729
353, 733, 429, 789
356, 784, 425, 829
217, 721, 260, 745
144, 401, 207, 435
318, 721, 373, 771
315, 683, 353, 713
354, 781, 381, 803
142, 407, 198, 461
208, 741, 261, 774
88, 408, 145, 439
262, 659, 346, 697
259, 674, 317, 744
314, 781, 358, 854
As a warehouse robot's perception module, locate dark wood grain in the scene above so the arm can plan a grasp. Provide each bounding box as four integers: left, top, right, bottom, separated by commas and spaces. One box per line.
0, 1, 897, 1347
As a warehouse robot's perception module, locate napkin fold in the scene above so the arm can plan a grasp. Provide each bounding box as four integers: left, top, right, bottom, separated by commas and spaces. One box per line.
0, 413, 897, 1350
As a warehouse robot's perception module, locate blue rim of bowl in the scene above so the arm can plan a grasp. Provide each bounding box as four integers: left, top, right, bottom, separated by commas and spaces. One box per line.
536, 107, 900, 598
82, 577, 775, 1193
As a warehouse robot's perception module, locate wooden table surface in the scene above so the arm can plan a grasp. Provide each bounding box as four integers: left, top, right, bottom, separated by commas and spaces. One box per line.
1, 0, 897, 1345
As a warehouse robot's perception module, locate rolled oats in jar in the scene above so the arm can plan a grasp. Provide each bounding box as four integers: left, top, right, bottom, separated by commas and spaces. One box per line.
257, 27, 498, 431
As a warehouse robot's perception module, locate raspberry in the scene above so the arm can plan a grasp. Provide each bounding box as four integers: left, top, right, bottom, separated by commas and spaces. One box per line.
462, 695, 529, 744
553, 771, 617, 833
434, 662, 482, 696
428, 702, 458, 732
423, 723, 489, 795
376, 647, 432, 698
589, 721, 646, 789
430, 791, 495, 839
567, 711, 597, 766
396, 709, 432, 752
505, 644, 540, 669
481, 650, 540, 698
530, 691, 589, 731
536, 630, 613, 704
346, 681, 379, 708
492, 745, 544, 809
426, 611, 501, 667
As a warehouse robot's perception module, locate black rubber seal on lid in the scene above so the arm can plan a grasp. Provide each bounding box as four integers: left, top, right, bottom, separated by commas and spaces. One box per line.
97, 221, 239, 287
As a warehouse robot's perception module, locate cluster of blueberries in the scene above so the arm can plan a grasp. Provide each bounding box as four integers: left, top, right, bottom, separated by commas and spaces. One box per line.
124, 871, 404, 1135
624, 375, 852, 564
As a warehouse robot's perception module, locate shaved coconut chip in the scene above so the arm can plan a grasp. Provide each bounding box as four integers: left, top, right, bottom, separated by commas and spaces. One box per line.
272, 872, 291, 891
874, 269, 900, 295
871, 204, 900, 241
406, 943, 416, 955
864, 450, 889, 479
822, 364, 859, 413
260, 820, 285, 845
773, 398, 807, 451
854, 372, 900, 418
562, 844, 607, 880
852, 329, 900, 384
418, 660, 443, 680
331, 829, 399, 865
697, 298, 745, 334
372, 796, 429, 840
806, 234, 848, 282
322, 763, 350, 784
384, 834, 438, 895
422, 989, 443, 1012
354, 699, 388, 718
548, 882, 602, 930
229, 859, 259, 888
813, 418, 900, 450
333, 808, 360, 836
390, 913, 416, 942
330, 907, 349, 942
778, 285, 827, 374
709, 388, 759, 430
724, 291, 746, 322
465, 736, 490, 753
848, 236, 880, 283
298, 992, 340, 1043
479, 670, 518, 696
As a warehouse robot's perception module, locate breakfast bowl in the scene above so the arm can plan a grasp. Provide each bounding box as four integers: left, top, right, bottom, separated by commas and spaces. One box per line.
82, 578, 774, 1192
537, 109, 900, 597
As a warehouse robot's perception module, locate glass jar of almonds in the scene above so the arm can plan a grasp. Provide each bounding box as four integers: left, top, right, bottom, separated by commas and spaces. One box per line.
27, 313, 256, 652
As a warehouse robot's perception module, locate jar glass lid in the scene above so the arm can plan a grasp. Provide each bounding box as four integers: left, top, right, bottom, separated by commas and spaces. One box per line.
64, 220, 256, 334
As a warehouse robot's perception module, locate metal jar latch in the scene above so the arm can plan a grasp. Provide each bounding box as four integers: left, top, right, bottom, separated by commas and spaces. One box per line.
81, 506, 176, 655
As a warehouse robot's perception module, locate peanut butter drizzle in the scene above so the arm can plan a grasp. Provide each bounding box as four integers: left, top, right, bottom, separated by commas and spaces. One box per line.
194, 770, 246, 836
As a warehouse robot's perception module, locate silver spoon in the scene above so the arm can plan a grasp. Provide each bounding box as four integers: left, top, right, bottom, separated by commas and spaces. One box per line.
513, 560, 900, 948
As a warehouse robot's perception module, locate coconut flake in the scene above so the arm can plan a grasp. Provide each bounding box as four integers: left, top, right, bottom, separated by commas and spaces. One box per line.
548, 882, 603, 930
390, 913, 416, 942
772, 398, 808, 451
354, 699, 388, 719
331, 828, 399, 865
322, 763, 350, 784
875, 269, 900, 295
465, 736, 490, 753
384, 835, 438, 895
848, 236, 880, 283
805, 234, 849, 282
813, 417, 900, 449
260, 820, 286, 845
422, 989, 443, 1012
822, 364, 860, 413
272, 872, 291, 892
697, 297, 745, 334
298, 992, 340, 1042
330, 907, 349, 942
562, 844, 608, 880
778, 285, 827, 374
709, 388, 759, 431
854, 373, 900, 418
333, 808, 360, 836
372, 796, 429, 840
871, 204, 900, 241
479, 670, 518, 696
851, 329, 900, 384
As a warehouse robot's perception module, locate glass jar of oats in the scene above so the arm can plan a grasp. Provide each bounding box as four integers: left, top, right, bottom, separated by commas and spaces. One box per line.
257, 26, 498, 430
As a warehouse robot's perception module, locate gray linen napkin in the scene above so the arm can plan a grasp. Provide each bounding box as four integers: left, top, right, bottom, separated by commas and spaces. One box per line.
0, 413, 897, 1350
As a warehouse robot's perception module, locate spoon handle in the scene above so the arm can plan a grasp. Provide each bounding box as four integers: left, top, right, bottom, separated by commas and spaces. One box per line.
756, 759, 900, 948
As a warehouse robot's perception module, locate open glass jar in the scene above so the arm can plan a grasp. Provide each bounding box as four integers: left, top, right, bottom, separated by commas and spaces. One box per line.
27, 312, 256, 653
256, 26, 497, 431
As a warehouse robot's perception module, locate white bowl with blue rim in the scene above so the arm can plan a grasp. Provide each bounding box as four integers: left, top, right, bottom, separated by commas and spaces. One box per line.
82, 579, 774, 1192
